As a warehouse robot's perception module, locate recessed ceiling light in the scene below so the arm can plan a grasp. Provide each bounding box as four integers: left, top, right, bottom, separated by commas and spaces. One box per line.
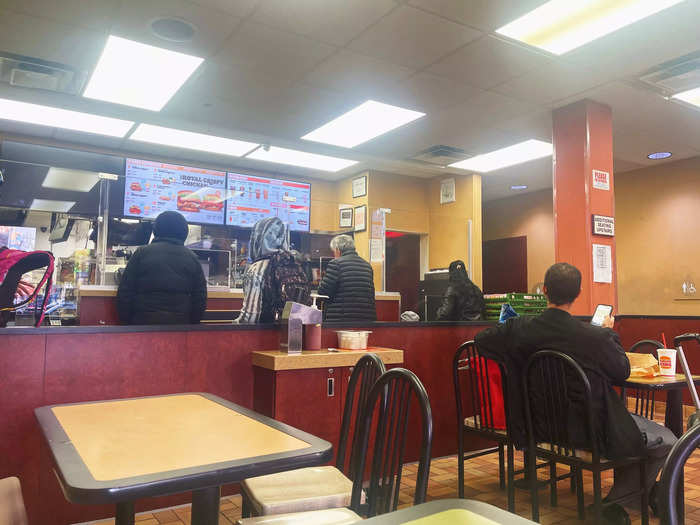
42, 168, 100, 192
151, 18, 196, 43
449, 140, 553, 173
83, 35, 203, 111
647, 151, 672, 160
30, 199, 76, 213
129, 124, 259, 157
496, 0, 686, 55
246, 146, 358, 172
0, 98, 133, 137
302, 100, 425, 148
511, 185, 529, 190
672, 86, 700, 109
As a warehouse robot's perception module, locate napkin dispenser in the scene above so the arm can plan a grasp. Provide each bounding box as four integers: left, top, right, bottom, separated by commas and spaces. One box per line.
281, 302, 322, 354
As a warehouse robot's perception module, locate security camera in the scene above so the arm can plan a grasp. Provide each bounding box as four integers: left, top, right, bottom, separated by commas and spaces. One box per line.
263, 144, 270, 152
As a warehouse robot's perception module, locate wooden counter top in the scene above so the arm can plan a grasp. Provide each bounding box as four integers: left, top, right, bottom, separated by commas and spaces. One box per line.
252, 347, 404, 371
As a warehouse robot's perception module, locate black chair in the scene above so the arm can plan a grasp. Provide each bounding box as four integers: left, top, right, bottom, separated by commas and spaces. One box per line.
351, 368, 433, 517
453, 342, 510, 500
658, 423, 700, 524
624, 339, 665, 419
240, 353, 386, 518
523, 350, 650, 524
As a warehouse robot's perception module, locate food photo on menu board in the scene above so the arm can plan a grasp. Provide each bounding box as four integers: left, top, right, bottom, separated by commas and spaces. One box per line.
225, 173, 311, 231
123, 158, 226, 225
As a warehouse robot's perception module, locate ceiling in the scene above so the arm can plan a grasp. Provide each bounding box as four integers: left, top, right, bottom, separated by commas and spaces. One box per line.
0, 0, 699, 201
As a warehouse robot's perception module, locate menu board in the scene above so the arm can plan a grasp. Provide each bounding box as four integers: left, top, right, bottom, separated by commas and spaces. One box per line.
0, 226, 36, 251
226, 173, 310, 231
123, 158, 226, 225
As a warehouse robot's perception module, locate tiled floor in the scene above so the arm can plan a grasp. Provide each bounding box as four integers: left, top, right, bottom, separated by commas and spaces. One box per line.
89, 401, 700, 525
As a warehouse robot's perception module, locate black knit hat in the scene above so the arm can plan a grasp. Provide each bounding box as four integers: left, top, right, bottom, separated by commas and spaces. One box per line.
153, 211, 189, 242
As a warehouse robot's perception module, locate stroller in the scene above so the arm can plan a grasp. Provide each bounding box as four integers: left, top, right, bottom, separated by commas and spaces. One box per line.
0, 247, 55, 328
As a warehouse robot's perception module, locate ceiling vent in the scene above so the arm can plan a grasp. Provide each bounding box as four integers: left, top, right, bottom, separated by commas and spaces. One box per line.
637, 50, 700, 96
0, 52, 86, 95
409, 145, 468, 167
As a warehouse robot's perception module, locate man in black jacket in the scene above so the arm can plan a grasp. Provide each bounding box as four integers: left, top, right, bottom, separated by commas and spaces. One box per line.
117, 211, 207, 325
318, 235, 376, 323
475, 263, 675, 511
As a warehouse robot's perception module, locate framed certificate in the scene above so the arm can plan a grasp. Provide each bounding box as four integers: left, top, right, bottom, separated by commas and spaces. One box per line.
440, 178, 456, 204
352, 175, 367, 198
339, 207, 353, 228
354, 205, 366, 232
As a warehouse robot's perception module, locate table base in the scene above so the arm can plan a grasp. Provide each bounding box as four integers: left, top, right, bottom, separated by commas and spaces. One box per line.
192, 485, 221, 525
115, 501, 134, 525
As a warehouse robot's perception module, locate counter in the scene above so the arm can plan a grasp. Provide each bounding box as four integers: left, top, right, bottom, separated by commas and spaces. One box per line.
76, 285, 402, 324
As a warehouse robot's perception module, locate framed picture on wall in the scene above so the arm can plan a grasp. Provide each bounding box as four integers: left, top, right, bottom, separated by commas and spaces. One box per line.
339, 207, 353, 228
440, 178, 456, 204
352, 175, 367, 198
354, 205, 366, 232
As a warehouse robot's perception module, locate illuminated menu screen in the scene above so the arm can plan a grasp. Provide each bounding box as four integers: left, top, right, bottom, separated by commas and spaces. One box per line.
124, 159, 226, 225
226, 173, 310, 231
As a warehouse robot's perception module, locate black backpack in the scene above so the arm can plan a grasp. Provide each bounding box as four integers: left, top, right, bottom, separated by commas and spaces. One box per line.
262, 250, 311, 321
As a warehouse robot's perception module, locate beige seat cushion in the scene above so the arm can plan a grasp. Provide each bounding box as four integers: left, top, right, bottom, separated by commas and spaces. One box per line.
464, 416, 506, 435
242, 466, 353, 516
237, 507, 361, 525
0, 477, 29, 525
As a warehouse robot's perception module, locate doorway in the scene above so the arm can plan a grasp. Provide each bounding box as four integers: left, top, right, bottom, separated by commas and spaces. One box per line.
386, 232, 421, 313
482, 236, 528, 294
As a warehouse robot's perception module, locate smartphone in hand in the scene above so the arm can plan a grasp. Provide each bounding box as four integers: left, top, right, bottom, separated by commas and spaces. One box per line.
591, 304, 613, 326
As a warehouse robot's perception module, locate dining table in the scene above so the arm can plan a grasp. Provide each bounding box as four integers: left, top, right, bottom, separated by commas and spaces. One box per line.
361, 499, 536, 524
35, 392, 332, 525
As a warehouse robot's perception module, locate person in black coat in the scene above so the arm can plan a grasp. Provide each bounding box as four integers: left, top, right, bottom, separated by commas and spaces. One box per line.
117, 211, 207, 325
436, 260, 484, 321
475, 263, 676, 510
318, 235, 376, 323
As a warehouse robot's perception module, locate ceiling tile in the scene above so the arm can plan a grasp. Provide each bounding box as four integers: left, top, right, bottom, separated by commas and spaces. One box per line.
612, 129, 699, 166
407, 0, 547, 32
495, 109, 553, 142
348, 5, 480, 69
614, 158, 646, 174
383, 72, 482, 113
188, 0, 260, 18
439, 90, 536, 130
212, 21, 336, 79
480, 156, 553, 202
111, 0, 242, 58
0, 9, 105, 70
428, 35, 552, 89
493, 61, 614, 106
251, 0, 397, 47
304, 50, 413, 97
3, 0, 118, 32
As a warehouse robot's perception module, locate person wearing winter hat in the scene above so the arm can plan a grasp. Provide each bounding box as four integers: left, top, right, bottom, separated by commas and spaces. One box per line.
117, 211, 207, 325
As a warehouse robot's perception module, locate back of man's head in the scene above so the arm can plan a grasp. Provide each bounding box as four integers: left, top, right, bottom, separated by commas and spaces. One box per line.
544, 263, 581, 306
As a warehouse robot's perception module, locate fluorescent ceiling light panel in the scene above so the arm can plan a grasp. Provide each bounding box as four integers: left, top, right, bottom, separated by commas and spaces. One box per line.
672, 86, 700, 108
302, 100, 425, 148
30, 199, 76, 212
42, 168, 100, 192
449, 140, 553, 173
0, 98, 133, 137
130, 124, 259, 157
247, 146, 358, 172
496, 0, 686, 55
84, 36, 203, 111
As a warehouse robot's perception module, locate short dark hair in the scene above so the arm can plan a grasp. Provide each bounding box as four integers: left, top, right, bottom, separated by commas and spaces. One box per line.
544, 263, 582, 305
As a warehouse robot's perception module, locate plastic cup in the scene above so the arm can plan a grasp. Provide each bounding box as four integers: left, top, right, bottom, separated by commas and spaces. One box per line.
657, 349, 677, 376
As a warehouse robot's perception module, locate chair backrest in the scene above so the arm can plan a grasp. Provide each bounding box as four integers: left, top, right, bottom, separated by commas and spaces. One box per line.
453, 340, 507, 432
659, 423, 700, 525
350, 368, 433, 517
0, 477, 29, 525
336, 353, 386, 477
629, 339, 664, 355
523, 350, 600, 463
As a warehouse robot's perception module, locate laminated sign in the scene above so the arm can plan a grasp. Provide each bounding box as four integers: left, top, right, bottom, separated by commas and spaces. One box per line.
592, 214, 615, 236
592, 169, 610, 191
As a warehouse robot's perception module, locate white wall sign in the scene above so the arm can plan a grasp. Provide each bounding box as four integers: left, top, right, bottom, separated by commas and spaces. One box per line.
592, 243, 612, 283
592, 169, 610, 191
352, 175, 367, 198
592, 214, 615, 236
440, 178, 456, 204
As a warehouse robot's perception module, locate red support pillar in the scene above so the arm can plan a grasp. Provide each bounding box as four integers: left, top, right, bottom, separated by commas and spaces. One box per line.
553, 100, 616, 315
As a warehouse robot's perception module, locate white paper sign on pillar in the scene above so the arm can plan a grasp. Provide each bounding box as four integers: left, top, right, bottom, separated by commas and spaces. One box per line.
592, 244, 612, 283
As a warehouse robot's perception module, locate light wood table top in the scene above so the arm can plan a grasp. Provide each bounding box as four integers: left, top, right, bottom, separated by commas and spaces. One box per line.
251, 347, 404, 371
362, 499, 535, 524
35, 393, 332, 504
52, 394, 310, 481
